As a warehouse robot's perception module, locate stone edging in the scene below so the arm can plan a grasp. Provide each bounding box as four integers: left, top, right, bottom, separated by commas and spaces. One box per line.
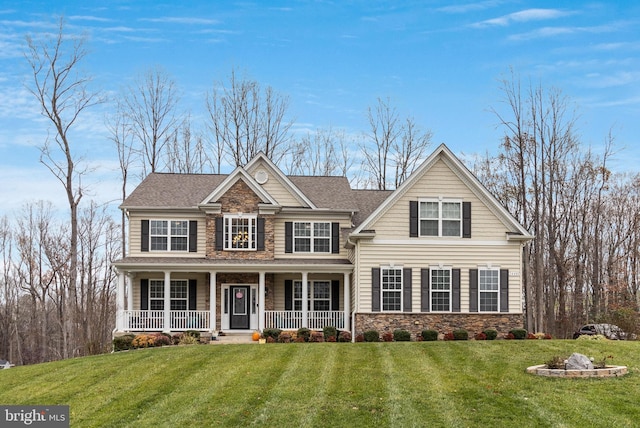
526, 364, 628, 378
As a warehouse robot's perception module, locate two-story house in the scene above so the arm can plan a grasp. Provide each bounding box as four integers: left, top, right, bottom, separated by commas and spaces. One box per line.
112, 144, 532, 338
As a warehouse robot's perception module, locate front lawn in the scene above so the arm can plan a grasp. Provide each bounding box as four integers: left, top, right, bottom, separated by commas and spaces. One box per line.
0, 340, 638, 427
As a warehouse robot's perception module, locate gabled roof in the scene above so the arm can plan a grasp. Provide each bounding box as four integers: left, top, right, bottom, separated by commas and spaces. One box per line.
200, 166, 279, 206
353, 143, 533, 238
120, 174, 226, 209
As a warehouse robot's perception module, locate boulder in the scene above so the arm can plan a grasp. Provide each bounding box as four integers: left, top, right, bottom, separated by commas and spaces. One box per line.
565, 353, 594, 370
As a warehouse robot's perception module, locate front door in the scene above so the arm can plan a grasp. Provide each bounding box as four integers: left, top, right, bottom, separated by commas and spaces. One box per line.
230, 286, 250, 329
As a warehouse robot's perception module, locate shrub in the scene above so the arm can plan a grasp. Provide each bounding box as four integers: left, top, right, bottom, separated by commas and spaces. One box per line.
474, 332, 487, 340
505, 332, 515, 340
527, 332, 537, 340
338, 331, 352, 342
309, 331, 324, 342
355, 334, 364, 342
509, 329, 528, 340
453, 329, 468, 340
483, 329, 498, 340
152, 333, 171, 347
363, 330, 379, 342
178, 334, 198, 345
545, 355, 566, 369
577, 334, 608, 341
296, 328, 311, 342
185, 330, 201, 339
266, 336, 275, 343
294, 336, 305, 343
421, 330, 439, 341
381, 332, 394, 342
393, 329, 411, 342
443, 332, 455, 341
278, 333, 292, 343
262, 328, 282, 340
326, 335, 337, 342
113, 334, 135, 351
171, 333, 184, 345
132, 334, 155, 348
323, 326, 337, 341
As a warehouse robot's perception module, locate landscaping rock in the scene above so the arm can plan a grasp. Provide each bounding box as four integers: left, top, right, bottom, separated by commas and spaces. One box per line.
565, 353, 593, 370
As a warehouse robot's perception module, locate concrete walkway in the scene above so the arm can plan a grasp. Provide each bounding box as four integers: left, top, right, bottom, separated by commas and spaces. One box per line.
209, 334, 256, 344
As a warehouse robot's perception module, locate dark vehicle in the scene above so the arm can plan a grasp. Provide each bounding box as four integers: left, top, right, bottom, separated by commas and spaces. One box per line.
573, 323, 627, 340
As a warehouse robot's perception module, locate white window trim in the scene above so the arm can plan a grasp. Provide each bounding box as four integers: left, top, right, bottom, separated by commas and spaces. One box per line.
148, 279, 189, 310
418, 198, 462, 238
430, 267, 452, 312
149, 219, 190, 252
293, 221, 332, 253
224, 214, 257, 251
478, 267, 500, 313
381, 266, 403, 312
293, 280, 332, 311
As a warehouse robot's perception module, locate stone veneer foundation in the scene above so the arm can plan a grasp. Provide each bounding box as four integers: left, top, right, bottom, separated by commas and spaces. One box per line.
354, 313, 524, 338
526, 365, 628, 378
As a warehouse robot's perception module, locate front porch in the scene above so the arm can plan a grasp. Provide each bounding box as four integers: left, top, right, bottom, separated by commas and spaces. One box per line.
118, 309, 346, 331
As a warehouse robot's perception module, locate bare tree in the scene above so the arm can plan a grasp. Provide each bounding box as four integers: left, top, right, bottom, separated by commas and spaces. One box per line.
25, 17, 101, 357
165, 116, 209, 173
206, 69, 293, 167
288, 127, 354, 176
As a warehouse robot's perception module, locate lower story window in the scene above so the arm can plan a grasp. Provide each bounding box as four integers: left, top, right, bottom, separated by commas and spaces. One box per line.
431, 268, 451, 312
381, 268, 402, 311
294, 281, 331, 311
148, 279, 188, 310
479, 269, 499, 312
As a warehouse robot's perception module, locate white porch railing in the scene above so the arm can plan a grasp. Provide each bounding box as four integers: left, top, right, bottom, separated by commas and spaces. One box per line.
264, 311, 344, 330
122, 310, 210, 331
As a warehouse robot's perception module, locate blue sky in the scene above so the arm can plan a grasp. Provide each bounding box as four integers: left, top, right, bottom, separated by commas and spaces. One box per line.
0, 1, 639, 216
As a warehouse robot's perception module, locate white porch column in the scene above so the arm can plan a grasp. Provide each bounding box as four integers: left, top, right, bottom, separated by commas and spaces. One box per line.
126, 274, 134, 311
116, 271, 126, 330
343, 272, 351, 331
209, 271, 217, 332
163, 271, 171, 332
301, 271, 308, 328
258, 271, 265, 331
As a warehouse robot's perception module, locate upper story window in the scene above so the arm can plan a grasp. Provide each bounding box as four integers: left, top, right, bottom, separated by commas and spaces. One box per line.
381, 267, 403, 311
294, 222, 331, 253
430, 268, 451, 312
224, 214, 257, 250
420, 199, 461, 237
479, 268, 499, 312
150, 220, 189, 251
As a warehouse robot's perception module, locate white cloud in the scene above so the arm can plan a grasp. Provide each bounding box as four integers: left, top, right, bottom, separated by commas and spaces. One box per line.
139, 17, 219, 25
471, 8, 572, 28
437, 1, 505, 14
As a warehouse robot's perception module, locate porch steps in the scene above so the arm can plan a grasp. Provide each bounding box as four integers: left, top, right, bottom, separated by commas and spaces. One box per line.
209, 333, 256, 345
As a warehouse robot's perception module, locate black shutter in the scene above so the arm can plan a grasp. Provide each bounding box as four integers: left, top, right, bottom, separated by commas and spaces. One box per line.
140, 279, 149, 310
371, 268, 381, 312
257, 217, 265, 251
403, 268, 412, 312
500, 269, 509, 312
421, 268, 430, 312
189, 279, 197, 310
141, 220, 149, 252
469, 269, 478, 312
284, 280, 293, 310
285, 222, 293, 253
332, 223, 340, 254
452, 269, 461, 312
189, 220, 197, 252
215, 217, 224, 251
463, 202, 471, 238
331, 280, 340, 310
409, 201, 418, 237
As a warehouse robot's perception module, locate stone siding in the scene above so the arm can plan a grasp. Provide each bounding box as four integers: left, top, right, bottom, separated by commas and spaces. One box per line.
355, 313, 524, 338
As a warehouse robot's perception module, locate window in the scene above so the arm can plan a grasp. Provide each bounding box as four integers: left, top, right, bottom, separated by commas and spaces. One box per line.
224, 215, 257, 250
431, 268, 451, 311
419, 200, 461, 237
148, 280, 188, 310
293, 281, 331, 311
149, 220, 189, 251
381, 268, 402, 311
479, 269, 499, 312
293, 222, 331, 253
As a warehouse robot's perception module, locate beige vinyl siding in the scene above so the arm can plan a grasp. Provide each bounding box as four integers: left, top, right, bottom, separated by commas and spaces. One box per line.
273, 217, 351, 259
272, 273, 344, 312
131, 273, 209, 311
355, 241, 523, 313
128, 212, 206, 258
370, 158, 508, 241
246, 160, 304, 207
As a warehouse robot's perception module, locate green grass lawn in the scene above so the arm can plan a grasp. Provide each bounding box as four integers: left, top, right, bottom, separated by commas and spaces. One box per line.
1, 340, 638, 427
